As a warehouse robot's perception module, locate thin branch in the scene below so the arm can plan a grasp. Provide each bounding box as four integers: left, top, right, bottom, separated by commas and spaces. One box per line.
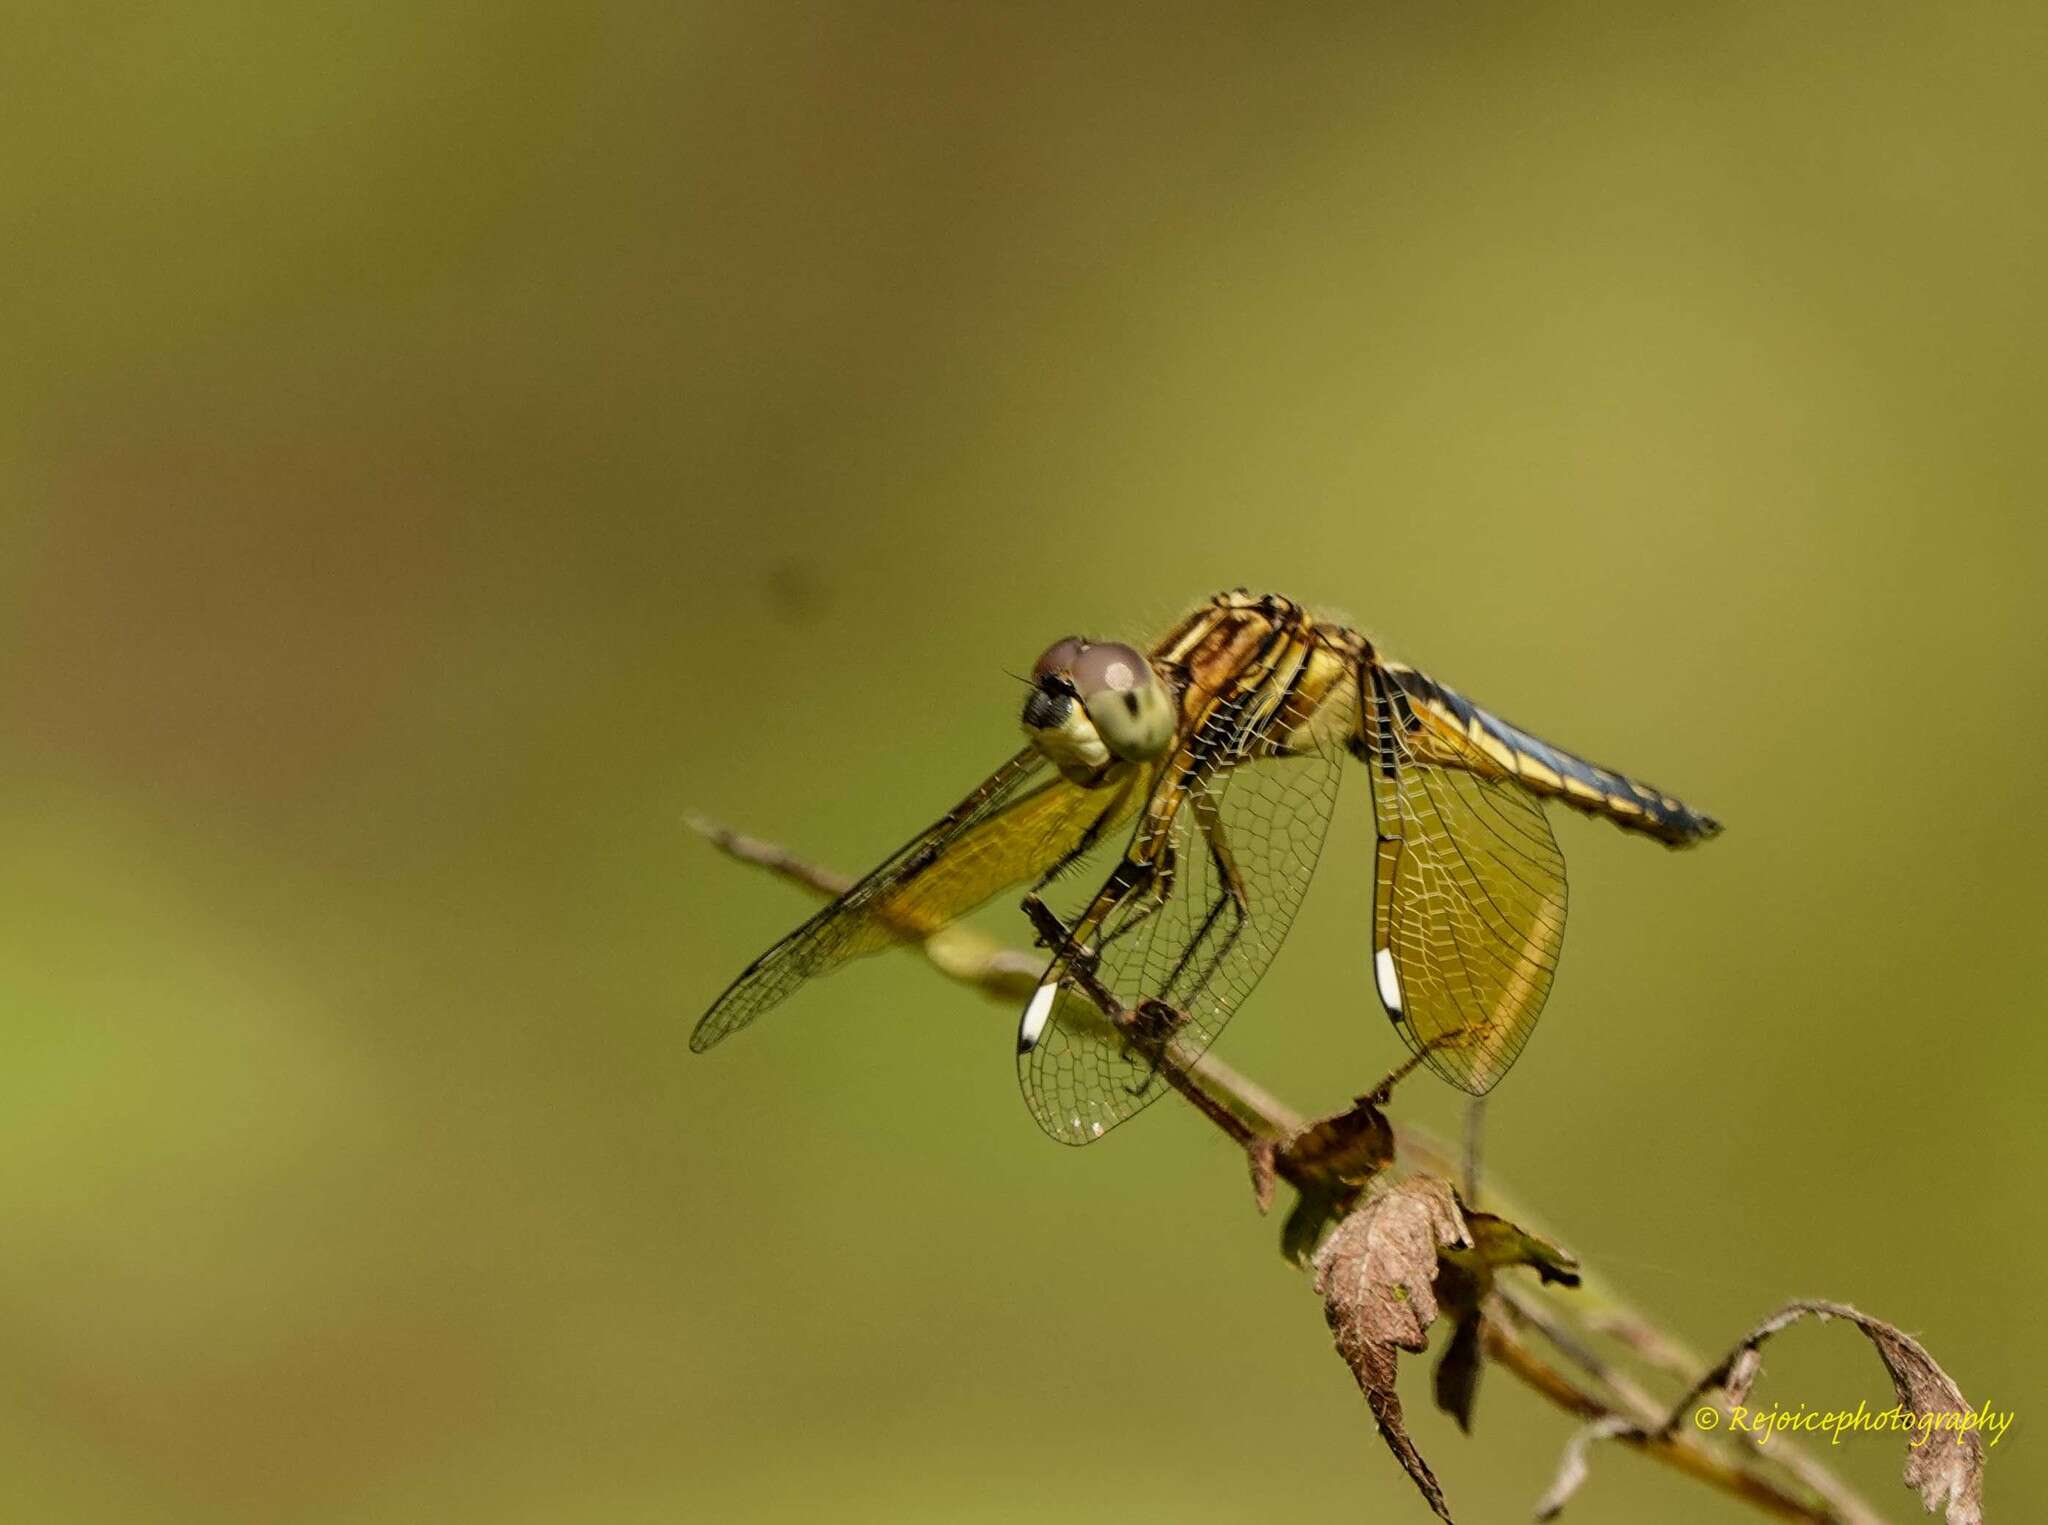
690, 816, 1882, 1524
687, 813, 859, 899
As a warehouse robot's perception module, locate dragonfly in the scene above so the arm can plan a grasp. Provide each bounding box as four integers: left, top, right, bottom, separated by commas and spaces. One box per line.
692, 589, 1720, 1145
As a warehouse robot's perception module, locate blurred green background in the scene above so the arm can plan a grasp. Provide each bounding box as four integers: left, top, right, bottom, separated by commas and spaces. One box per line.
5, 5, 2044, 1521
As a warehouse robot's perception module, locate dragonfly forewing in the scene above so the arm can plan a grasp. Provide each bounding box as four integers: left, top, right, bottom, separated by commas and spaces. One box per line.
691, 749, 1148, 1052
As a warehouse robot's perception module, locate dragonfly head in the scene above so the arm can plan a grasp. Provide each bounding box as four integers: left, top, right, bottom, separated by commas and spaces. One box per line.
1022, 637, 1176, 785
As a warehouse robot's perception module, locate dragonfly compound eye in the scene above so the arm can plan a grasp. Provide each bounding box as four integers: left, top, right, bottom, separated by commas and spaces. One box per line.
1073, 642, 1175, 763
1031, 636, 1087, 681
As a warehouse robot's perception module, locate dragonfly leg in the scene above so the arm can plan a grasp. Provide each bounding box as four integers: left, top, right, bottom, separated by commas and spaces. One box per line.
1118, 787, 1252, 1096
1018, 781, 1187, 1056
1095, 841, 1177, 952
1026, 846, 1168, 972
1118, 999, 1191, 1095
1157, 782, 1251, 1006
1019, 893, 1095, 975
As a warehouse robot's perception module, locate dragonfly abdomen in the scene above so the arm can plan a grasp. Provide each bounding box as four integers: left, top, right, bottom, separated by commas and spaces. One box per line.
1374, 661, 1721, 848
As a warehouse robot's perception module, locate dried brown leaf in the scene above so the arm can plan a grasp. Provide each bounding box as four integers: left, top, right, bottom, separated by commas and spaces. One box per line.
1311, 1175, 1471, 1522
1669, 1299, 1986, 1525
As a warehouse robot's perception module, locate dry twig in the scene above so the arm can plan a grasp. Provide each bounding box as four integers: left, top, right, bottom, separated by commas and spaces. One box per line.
692, 817, 1982, 1524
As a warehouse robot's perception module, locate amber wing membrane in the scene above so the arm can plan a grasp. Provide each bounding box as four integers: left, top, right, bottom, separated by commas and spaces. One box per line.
1362, 663, 1569, 1093
691, 750, 1151, 1051
1018, 666, 1355, 1144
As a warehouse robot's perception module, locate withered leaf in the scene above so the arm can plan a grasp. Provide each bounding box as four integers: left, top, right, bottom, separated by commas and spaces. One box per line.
1668, 1299, 1986, 1525
1311, 1175, 1470, 1522
1311, 1177, 1589, 1514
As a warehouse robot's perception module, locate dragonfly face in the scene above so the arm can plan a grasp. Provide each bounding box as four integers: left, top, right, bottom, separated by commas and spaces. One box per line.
1019, 636, 1177, 786
692, 589, 1721, 1145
